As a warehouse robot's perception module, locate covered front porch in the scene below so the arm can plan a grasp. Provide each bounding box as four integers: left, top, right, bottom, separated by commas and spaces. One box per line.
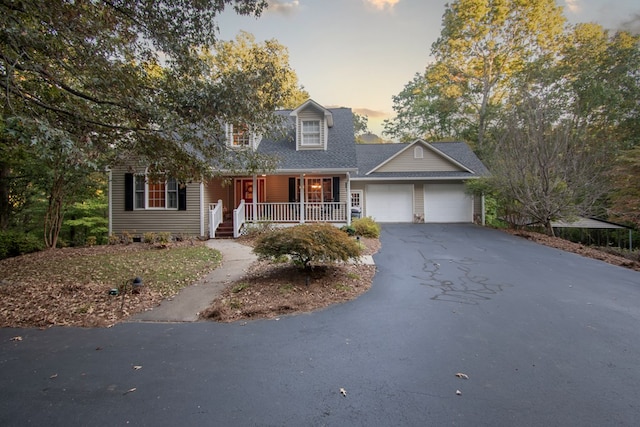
207, 173, 353, 238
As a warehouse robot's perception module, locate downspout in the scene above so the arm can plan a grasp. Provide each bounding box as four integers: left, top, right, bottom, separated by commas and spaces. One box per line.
346, 172, 351, 226
106, 167, 112, 236
481, 192, 486, 226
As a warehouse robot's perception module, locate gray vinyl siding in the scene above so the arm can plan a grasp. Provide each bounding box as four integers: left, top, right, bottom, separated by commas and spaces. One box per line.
376, 147, 464, 173
414, 183, 424, 221
110, 166, 203, 238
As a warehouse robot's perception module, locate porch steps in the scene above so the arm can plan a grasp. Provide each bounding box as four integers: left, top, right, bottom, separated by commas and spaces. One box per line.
215, 220, 235, 239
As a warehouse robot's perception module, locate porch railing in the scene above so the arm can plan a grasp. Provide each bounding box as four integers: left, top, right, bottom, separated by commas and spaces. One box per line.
233, 199, 246, 238
209, 200, 223, 238
245, 202, 347, 223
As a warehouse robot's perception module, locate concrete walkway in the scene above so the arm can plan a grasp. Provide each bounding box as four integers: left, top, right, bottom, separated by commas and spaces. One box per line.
129, 239, 258, 322
129, 239, 375, 323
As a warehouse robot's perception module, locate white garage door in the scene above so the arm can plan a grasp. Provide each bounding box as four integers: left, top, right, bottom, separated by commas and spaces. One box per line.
365, 184, 413, 222
424, 183, 472, 223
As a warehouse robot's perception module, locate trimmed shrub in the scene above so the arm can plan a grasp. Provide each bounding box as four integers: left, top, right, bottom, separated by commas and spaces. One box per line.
351, 216, 381, 238
253, 223, 361, 270
340, 225, 356, 236
143, 232, 157, 244
0, 231, 44, 260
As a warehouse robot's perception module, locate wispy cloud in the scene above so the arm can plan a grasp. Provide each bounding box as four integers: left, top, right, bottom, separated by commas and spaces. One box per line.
353, 108, 389, 119
363, 0, 401, 11
565, 0, 581, 13
267, 0, 300, 15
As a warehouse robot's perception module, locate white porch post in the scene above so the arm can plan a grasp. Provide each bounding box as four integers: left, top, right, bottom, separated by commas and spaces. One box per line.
299, 173, 305, 223
252, 174, 257, 222
481, 192, 486, 226
200, 182, 205, 237
346, 172, 351, 226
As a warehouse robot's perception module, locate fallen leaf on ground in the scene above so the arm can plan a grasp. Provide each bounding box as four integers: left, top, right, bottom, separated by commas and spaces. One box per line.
49, 374, 58, 379
123, 387, 137, 395
455, 373, 469, 379
10, 336, 22, 341
132, 365, 142, 370
340, 388, 347, 397
456, 390, 462, 396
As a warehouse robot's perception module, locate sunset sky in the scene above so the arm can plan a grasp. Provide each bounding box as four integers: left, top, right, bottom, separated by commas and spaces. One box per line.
218, 0, 640, 137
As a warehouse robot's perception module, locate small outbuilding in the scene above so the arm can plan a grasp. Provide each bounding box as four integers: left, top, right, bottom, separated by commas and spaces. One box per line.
551, 217, 634, 251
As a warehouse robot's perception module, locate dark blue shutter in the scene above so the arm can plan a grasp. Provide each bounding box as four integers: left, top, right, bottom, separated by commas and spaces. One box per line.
125, 173, 133, 211
288, 177, 296, 202
178, 184, 187, 210
332, 177, 340, 202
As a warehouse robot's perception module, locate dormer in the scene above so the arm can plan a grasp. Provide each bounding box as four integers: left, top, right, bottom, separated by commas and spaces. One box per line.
225, 123, 262, 149
289, 99, 333, 151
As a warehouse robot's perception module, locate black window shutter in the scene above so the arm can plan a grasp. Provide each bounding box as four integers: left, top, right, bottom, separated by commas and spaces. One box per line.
178, 184, 187, 210
288, 177, 296, 202
332, 177, 340, 202
125, 173, 133, 211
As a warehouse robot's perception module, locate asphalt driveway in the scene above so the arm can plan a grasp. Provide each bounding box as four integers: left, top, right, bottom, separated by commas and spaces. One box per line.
1, 224, 639, 426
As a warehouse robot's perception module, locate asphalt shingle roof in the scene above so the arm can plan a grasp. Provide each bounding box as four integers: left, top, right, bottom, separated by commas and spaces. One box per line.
353, 141, 489, 179
256, 108, 358, 171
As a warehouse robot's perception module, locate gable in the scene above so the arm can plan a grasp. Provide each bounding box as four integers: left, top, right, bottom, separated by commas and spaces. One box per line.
290, 99, 333, 151
371, 141, 469, 174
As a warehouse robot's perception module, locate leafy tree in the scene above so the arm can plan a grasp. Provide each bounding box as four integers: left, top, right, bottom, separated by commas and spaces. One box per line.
205, 31, 309, 115
383, 69, 462, 141
385, 0, 565, 152
559, 24, 640, 148
353, 112, 371, 142
487, 93, 611, 235
1, 1, 309, 246
609, 146, 640, 228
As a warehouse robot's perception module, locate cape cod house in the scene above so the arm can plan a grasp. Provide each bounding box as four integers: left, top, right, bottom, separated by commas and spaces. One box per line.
108, 99, 489, 239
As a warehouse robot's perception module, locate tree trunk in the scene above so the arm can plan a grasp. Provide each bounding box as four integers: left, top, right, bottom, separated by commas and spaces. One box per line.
44, 176, 65, 249
544, 220, 555, 237
0, 161, 9, 230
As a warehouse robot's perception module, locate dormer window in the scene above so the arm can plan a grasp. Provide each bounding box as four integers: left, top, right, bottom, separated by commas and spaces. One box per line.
290, 99, 333, 151
230, 123, 250, 147
301, 120, 321, 146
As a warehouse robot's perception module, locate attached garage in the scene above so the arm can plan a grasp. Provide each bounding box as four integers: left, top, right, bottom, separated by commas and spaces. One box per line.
365, 184, 413, 222
424, 183, 472, 223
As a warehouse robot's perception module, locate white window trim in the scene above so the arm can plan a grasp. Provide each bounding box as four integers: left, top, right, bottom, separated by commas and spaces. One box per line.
134, 173, 179, 210
226, 123, 259, 148
301, 120, 322, 146
295, 177, 334, 202
350, 190, 363, 208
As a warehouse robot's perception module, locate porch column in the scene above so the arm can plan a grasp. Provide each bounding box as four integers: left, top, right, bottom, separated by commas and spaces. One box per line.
299, 173, 305, 223
346, 172, 351, 226
252, 174, 257, 222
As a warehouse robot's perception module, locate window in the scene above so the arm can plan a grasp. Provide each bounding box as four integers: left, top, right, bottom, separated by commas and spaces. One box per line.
295, 177, 333, 202
301, 120, 321, 146
351, 190, 363, 208
231, 123, 250, 147
134, 175, 178, 209
414, 146, 424, 159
